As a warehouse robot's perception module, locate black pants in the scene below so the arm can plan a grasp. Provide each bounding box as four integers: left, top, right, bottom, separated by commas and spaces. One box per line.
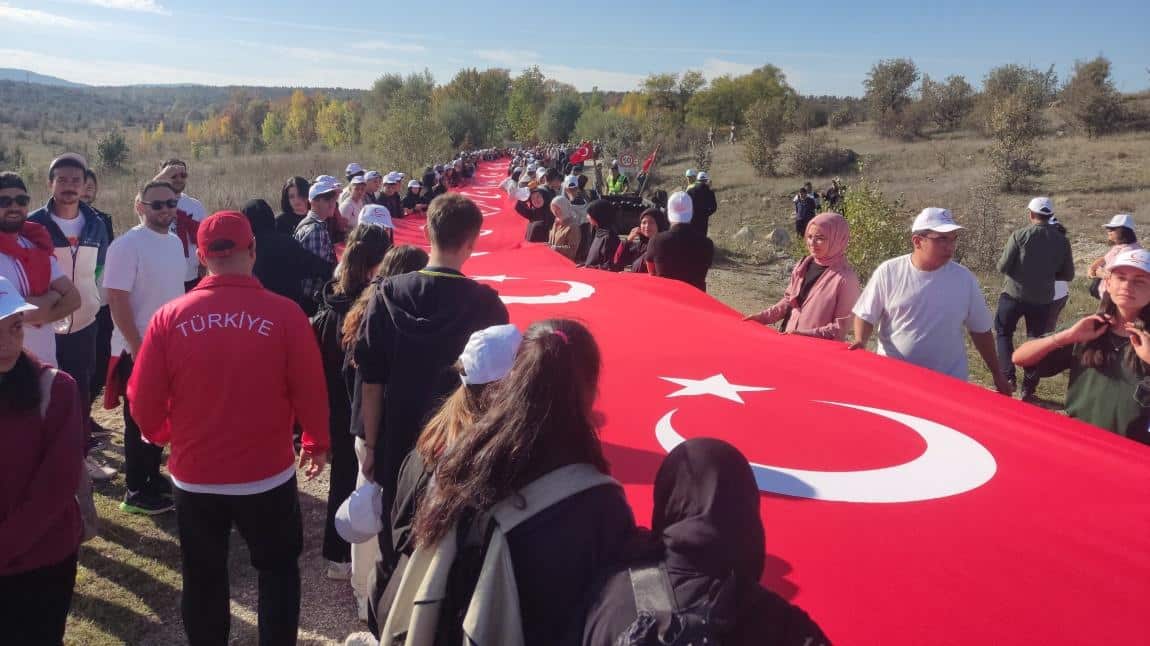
0, 553, 78, 646
117, 355, 166, 495
322, 426, 357, 563
56, 323, 97, 434
174, 477, 303, 646
995, 293, 1054, 391
89, 306, 113, 406
796, 216, 813, 236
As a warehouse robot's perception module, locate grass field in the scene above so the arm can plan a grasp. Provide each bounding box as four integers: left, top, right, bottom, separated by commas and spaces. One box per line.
3, 119, 1148, 644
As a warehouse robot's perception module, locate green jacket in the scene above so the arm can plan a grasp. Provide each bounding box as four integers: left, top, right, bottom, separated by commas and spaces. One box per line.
997, 222, 1074, 304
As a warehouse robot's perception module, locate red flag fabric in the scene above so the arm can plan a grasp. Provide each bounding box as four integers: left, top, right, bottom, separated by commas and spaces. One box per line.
641, 149, 657, 174
393, 165, 1150, 646
569, 141, 593, 165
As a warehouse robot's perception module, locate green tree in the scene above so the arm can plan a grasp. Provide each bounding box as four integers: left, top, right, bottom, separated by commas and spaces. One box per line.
743, 96, 793, 176
573, 109, 641, 159
538, 93, 583, 142
506, 66, 547, 142
316, 99, 359, 149
284, 89, 316, 148
436, 99, 484, 147
260, 110, 285, 149
920, 74, 974, 131
365, 105, 452, 178
1060, 56, 1124, 137
96, 128, 130, 170
864, 58, 920, 138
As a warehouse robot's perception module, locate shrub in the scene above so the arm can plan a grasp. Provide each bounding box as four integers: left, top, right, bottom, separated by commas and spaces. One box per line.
787, 132, 858, 177
920, 74, 974, 131
96, 128, 130, 170
986, 93, 1044, 191
952, 176, 1003, 273
573, 110, 641, 160
975, 64, 1057, 136
839, 175, 908, 281
864, 58, 920, 138
828, 109, 854, 129
1060, 56, 1124, 137
742, 97, 792, 176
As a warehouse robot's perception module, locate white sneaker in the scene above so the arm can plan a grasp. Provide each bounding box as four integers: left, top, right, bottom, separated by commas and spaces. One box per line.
326, 560, 352, 580
344, 632, 378, 646
356, 593, 369, 622
85, 456, 117, 481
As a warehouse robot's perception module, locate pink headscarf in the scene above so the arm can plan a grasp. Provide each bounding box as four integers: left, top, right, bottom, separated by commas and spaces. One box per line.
785, 212, 850, 306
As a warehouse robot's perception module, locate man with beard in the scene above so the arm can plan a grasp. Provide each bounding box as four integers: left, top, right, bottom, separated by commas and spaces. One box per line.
155, 159, 207, 292
103, 180, 187, 514
0, 172, 79, 366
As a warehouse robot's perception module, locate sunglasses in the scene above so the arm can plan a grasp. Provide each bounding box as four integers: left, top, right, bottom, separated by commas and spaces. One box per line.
145, 199, 179, 210
169, 173, 188, 179
0, 195, 31, 208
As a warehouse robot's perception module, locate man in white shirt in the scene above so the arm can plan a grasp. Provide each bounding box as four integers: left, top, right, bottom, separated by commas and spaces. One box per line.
0, 172, 80, 367
103, 180, 187, 515
155, 159, 206, 292
851, 207, 1013, 394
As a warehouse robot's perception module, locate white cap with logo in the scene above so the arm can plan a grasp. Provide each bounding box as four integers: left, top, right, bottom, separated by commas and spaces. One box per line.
308, 179, 340, 201
358, 204, 394, 229
1027, 197, 1054, 216
1107, 248, 1150, 274
345, 162, 364, 175
0, 276, 38, 322
912, 207, 963, 233
1104, 214, 1135, 230
667, 191, 693, 224
335, 483, 383, 544
459, 324, 522, 386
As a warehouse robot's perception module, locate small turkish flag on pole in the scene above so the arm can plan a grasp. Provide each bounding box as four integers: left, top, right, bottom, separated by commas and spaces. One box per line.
569, 141, 593, 164
641, 145, 659, 174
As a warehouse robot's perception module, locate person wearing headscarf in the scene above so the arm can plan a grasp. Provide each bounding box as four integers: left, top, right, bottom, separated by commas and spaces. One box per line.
241, 199, 333, 312
548, 196, 583, 261
582, 438, 830, 646
614, 208, 666, 273
581, 200, 621, 270
745, 212, 861, 340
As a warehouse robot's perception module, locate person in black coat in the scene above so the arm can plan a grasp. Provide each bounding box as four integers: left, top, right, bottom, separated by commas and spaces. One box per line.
275, 176, 311, 235
582, 438, 831, 646
515, 188, 555, 243
685, 171, 717, 237
647, 192, 715, 291
581, 199, 621, 270
241, 199, 334, 312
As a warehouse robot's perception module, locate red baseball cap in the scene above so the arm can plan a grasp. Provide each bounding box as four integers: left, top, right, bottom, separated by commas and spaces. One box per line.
197, 211, 254, 258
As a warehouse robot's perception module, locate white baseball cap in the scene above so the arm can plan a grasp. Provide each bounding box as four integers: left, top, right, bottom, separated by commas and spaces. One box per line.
364, 170, 383, 181
514, 187, 531, 202
535, 167, 548, 179
459, 324, 522, 386
335, 483, 383, 544
349, 175, 366, 185
308, 179, 340, 201
526, 163, 538, 173
314, 174, 338, 184
407, 179, 422, 189
912, 207, 963, 233
667, 191, 693, 224
358, 204, 393, 229
384, 172, 402, 184
345, 162, 364, 175
0, 277, 38, 322
697, 171, 710, 182
1108, 248, 1150, 274
1104, 214, 1135, 230
685, 168, 697, 178
1027, 197, 1053, 216
564, 175, 579, 189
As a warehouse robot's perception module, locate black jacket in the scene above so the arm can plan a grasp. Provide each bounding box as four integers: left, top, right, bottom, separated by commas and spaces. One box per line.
515, 199, 554, 243
379, 192, 404, 220
353, 268, 508, 498
247, 206, 333, 310
275, 210, 305, 236
647, 224, 714, 291
583, 439, 830, 646
312, 280, 364, 440
583, 228, 621, 271
686, 183, 717, 237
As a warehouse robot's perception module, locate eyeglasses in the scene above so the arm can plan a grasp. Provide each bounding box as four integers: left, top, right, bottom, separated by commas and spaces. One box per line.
805, 235, 828, 244
0, 195, 31, 208
923, 234, 958, 244
145, 199, 179, 210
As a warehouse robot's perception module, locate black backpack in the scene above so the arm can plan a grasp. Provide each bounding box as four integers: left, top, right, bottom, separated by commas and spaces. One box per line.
615, 564, 724, 646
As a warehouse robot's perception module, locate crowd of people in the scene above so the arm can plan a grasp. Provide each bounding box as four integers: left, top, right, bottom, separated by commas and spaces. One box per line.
1, 142, 1146, 645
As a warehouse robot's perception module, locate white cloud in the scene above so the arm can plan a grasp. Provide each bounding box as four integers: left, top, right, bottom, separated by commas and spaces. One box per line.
71, 0, 169, 14
539, 64, 644, 92
351, 40, 428, 54
0, 48, 267, 87
0, 4, 86, 28
700, 58, 758, 80
474, 49, 540, 67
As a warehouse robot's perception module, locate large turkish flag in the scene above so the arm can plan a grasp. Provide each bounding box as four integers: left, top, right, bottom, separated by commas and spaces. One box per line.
394, 164, 1150, 645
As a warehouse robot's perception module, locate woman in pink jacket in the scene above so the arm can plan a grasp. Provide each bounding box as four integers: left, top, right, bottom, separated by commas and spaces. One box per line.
744, 212, 861, 340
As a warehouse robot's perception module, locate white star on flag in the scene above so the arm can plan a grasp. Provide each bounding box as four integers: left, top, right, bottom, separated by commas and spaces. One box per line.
659, 374, 773, 404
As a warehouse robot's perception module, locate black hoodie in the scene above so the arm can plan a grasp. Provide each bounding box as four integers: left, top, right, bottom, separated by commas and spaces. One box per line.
582, 199, 621, 270
353, 267, 509, 498
582, 438, 830, 646
242, 199, 334, 311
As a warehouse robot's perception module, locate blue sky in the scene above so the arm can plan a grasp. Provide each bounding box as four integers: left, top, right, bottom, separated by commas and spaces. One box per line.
2, 0, 1148, 96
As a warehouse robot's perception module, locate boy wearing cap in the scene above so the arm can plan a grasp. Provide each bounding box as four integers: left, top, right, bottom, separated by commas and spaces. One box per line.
1013, 248, 1150, 445
852, 208, 1013, 394
378, 173, 404, 224
103, 180, 188, 514
29, 154, 112, 439
364, 171, 384, 205
340, 176, 368, 229
686, 171, 717, 237
0, 172, 81, 367
994, 197, 1075, 399
354, 194, 508, 556
295, 179, 340, 316
128, 211, 329, 645
647, 191, 715, 291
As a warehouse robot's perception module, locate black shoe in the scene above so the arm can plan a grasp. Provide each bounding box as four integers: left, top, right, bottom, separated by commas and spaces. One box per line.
120, 491, 174, 515
151, 477, 173, 497
1020, 386, 1038, 403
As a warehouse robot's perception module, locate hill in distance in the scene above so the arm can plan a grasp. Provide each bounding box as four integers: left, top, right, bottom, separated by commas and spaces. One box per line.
0, 68, 87, 88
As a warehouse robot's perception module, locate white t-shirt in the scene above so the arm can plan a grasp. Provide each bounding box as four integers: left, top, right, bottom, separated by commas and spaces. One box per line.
853, 254, 993, 381
0, 238, 65, 366
102, 225, 187, 356
1053, 281, 1069, 301
174, 193, 206, 282
50, 213, 85, 246
339, 197, 364, 229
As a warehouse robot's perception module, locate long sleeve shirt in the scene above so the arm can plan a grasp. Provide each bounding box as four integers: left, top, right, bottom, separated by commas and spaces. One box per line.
997, 223, 1074, 304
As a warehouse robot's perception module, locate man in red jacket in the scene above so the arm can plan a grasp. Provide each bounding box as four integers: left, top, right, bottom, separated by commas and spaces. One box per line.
128, 211, 329, 646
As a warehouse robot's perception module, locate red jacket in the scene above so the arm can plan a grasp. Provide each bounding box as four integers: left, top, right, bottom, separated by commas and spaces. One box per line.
128, 274, 330, 486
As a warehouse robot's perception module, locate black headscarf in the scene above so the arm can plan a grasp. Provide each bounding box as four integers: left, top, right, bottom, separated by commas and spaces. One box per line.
241, 198, 277, 236
586, 199, 616, 234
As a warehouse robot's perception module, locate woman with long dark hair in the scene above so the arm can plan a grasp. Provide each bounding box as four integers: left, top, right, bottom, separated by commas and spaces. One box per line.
387, 319, 635, 645
314, 224, 392, 587
583, 438, 830, 646
275, 176, 311, 235
1014, 248, 1150, 444
0, 278, 85, 645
